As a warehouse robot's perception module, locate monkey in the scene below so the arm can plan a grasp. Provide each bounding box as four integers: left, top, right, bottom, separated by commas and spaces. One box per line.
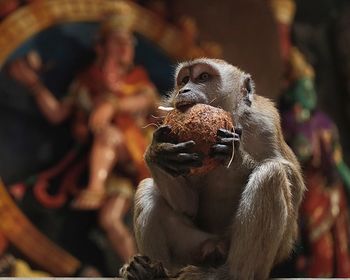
120, 58, 306, 280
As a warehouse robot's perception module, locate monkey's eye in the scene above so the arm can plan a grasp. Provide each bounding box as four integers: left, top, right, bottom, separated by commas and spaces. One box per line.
198, 72, 210, 82
180, 76, 190, 86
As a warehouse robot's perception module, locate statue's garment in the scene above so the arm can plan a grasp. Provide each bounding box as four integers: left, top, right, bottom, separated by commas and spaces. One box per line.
73, 63, 152, 181
21, 64, 154, 208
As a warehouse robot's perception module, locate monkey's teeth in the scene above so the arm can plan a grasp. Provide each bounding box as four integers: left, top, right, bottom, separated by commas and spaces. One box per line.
158, 106, 174, 111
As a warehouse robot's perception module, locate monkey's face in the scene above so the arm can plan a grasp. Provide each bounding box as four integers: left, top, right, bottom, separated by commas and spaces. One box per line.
173, 61, 221, 109
172, 59, 254, 114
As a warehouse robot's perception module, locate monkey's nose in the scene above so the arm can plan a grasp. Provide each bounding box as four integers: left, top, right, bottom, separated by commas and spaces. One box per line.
179, 88, 191, 94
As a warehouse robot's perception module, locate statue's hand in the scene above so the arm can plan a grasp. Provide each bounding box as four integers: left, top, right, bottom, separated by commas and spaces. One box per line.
8, 59, 40, 89
89, 102, 115, 134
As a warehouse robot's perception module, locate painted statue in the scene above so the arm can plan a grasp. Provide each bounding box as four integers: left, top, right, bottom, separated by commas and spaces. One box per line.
7, 6, 158, 263
270, 0, 350, 276
281, 48, 350, 277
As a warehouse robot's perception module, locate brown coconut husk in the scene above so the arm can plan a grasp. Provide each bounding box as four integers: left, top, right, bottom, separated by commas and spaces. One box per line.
164, 104, 234, 175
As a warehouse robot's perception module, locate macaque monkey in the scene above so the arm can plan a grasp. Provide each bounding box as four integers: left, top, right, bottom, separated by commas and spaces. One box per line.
121, 58, 306, 280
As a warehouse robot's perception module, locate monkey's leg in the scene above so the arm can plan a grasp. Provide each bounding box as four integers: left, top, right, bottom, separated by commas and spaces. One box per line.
126, 178, 217, 277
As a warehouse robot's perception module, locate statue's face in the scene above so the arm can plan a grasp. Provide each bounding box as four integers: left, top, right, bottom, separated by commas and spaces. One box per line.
102, 31, 135, 68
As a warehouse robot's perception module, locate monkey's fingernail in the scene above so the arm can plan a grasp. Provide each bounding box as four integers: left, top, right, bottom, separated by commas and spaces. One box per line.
185, 140, 196, 146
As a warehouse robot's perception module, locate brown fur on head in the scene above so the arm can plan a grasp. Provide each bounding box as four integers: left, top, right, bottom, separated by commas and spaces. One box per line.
168, 58, 254, 115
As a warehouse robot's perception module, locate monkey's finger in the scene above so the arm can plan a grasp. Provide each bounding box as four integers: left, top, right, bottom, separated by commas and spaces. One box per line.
218, 136, 240, 149
218, 128, 242, 141
149, 142, 197, 164
217, 128, 234, 138
232, 132, 241, 140
209, 144, 232, 157
165, 152, 204, 163
153, 125, 172, 142
233, 137, 240, 150
151, 261, 169, 278
133, 255, 152, 265
157, 157, 203, 176
157, 141, 196, 154
216, 137, 234, 145
127, 261, 150, 280
122, 256, 169, 280
125, 256, 155, 280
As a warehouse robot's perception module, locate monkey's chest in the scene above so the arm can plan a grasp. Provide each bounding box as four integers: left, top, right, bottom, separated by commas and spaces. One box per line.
195, 172, 245, 234
196, 196, 237, 235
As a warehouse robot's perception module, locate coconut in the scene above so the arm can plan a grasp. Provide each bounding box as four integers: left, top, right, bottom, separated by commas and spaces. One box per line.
163, 104, 234, 175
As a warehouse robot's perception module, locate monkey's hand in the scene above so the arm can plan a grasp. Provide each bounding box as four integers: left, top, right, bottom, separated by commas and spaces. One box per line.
146, 125, 203, 177
210, 128, 241, 163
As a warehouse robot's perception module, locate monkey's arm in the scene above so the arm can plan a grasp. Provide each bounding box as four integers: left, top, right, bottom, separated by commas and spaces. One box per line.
226, 160, 291, 279
275, 157, 305, 262
144, 125, 203, 216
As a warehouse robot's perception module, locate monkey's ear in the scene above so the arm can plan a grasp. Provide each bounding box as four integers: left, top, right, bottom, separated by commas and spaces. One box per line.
241, 75, 255, 106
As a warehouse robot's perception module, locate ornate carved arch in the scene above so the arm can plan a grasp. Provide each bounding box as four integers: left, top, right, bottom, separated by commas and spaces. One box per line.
0, 0, 219, 66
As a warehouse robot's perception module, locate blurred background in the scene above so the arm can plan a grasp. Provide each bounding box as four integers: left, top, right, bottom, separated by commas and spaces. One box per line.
0, 0, 350, 277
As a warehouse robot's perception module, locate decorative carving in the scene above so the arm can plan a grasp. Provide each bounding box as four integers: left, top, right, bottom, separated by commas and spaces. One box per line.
0, 0, 221, 67
0, 180, 80, 276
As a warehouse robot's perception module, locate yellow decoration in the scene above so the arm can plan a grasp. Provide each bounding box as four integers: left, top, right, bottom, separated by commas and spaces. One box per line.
269, 0, 296, 25
98, 1, 135, 36
0, 180, 80, 276
13, 259, 51, 278
333, 145, 343, 164
290, 47, 315, 80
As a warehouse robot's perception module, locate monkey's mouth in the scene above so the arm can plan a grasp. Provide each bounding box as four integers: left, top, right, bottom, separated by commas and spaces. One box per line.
175, 100, 197, 110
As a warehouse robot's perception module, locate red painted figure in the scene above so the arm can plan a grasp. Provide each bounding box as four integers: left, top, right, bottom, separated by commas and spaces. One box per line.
8, 10, 158, 262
